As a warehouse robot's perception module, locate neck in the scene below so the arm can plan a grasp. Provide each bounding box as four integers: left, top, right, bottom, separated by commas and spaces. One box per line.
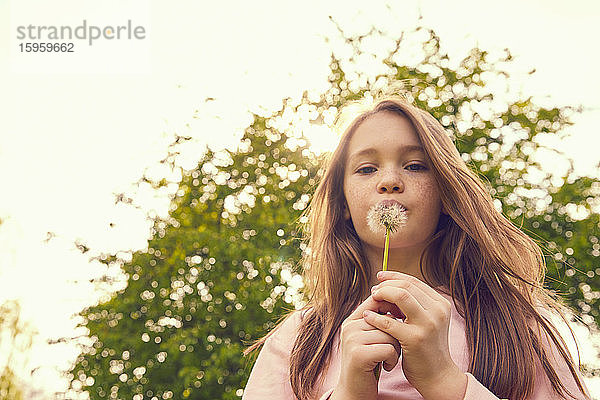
363, 243, 427, 287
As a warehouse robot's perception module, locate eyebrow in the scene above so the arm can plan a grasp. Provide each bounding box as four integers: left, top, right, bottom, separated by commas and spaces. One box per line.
347, 145, 425, 165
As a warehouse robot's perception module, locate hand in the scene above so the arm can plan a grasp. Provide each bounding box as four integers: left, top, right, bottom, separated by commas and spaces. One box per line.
336, 292, 404, 399
364, 270, 467, 400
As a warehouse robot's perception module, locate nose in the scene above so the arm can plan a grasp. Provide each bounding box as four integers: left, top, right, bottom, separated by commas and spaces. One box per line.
377, 170, 404, 194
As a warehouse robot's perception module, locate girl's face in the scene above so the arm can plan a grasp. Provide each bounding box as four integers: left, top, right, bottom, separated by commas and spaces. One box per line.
342, 111, 443, 251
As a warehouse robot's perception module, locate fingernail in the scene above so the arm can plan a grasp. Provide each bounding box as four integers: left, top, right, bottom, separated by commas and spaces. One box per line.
363, 310, 373, 317
371, 285, 377, 292
377, 271, 385, 278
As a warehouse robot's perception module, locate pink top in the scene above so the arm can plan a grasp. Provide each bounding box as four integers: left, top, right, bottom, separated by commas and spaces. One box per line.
242, 292, 590, 400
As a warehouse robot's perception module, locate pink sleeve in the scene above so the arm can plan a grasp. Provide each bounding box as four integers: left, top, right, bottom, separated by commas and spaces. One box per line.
243, 311, 316, 400
462, 373, 505, 399
241, 334, 297, 399
462, 325, 591, 400
317, 388, 334, 400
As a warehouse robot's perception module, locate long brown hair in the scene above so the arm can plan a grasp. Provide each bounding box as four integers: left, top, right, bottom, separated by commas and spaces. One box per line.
243, 96, 590, 400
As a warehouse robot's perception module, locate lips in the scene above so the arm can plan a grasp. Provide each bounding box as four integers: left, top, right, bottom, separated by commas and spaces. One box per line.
378, 199, 407, 211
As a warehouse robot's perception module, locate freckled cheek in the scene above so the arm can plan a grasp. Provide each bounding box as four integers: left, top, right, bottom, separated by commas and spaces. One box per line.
415, 180, 435, 197
346, 192, 363, 216
414, 179, 442, 214
343, 182, 369, 219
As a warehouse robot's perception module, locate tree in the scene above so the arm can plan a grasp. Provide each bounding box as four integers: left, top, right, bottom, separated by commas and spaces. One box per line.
66, 23, 599, 399
66, 110, 321, 399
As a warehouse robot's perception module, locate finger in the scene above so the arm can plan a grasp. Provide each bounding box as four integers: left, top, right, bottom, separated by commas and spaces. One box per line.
371, 286, 427, 323
383, 357, 399, 372
363, 309, 414, 343
377, 270, 449, 304
363, 343, 400, 373
357, 319, 403, 356
370, 301, 406, 320
347, 294, 406, 322
372, 280, 437, 310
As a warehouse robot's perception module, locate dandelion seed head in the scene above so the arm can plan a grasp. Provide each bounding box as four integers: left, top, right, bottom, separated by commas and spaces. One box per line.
366, 202, 407, 235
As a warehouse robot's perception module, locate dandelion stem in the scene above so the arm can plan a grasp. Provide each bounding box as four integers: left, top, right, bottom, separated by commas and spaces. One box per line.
383, 227, 390, 272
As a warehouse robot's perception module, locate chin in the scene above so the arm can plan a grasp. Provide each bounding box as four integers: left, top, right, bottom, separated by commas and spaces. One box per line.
373, 232, 431, 250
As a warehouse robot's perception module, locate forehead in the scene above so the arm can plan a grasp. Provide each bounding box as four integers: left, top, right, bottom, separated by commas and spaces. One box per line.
346, 111, 421, 156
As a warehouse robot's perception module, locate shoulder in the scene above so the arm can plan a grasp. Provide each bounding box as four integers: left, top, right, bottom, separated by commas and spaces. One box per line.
530, 305, 592, 397
268, 308, 308, 346
533, 304, 583, 364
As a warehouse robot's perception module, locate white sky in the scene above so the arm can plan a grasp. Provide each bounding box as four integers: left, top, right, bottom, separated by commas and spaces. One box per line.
1, 0, 600, 397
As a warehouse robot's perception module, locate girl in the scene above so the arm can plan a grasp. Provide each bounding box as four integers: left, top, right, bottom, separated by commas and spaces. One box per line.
241, 97, 591, 400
